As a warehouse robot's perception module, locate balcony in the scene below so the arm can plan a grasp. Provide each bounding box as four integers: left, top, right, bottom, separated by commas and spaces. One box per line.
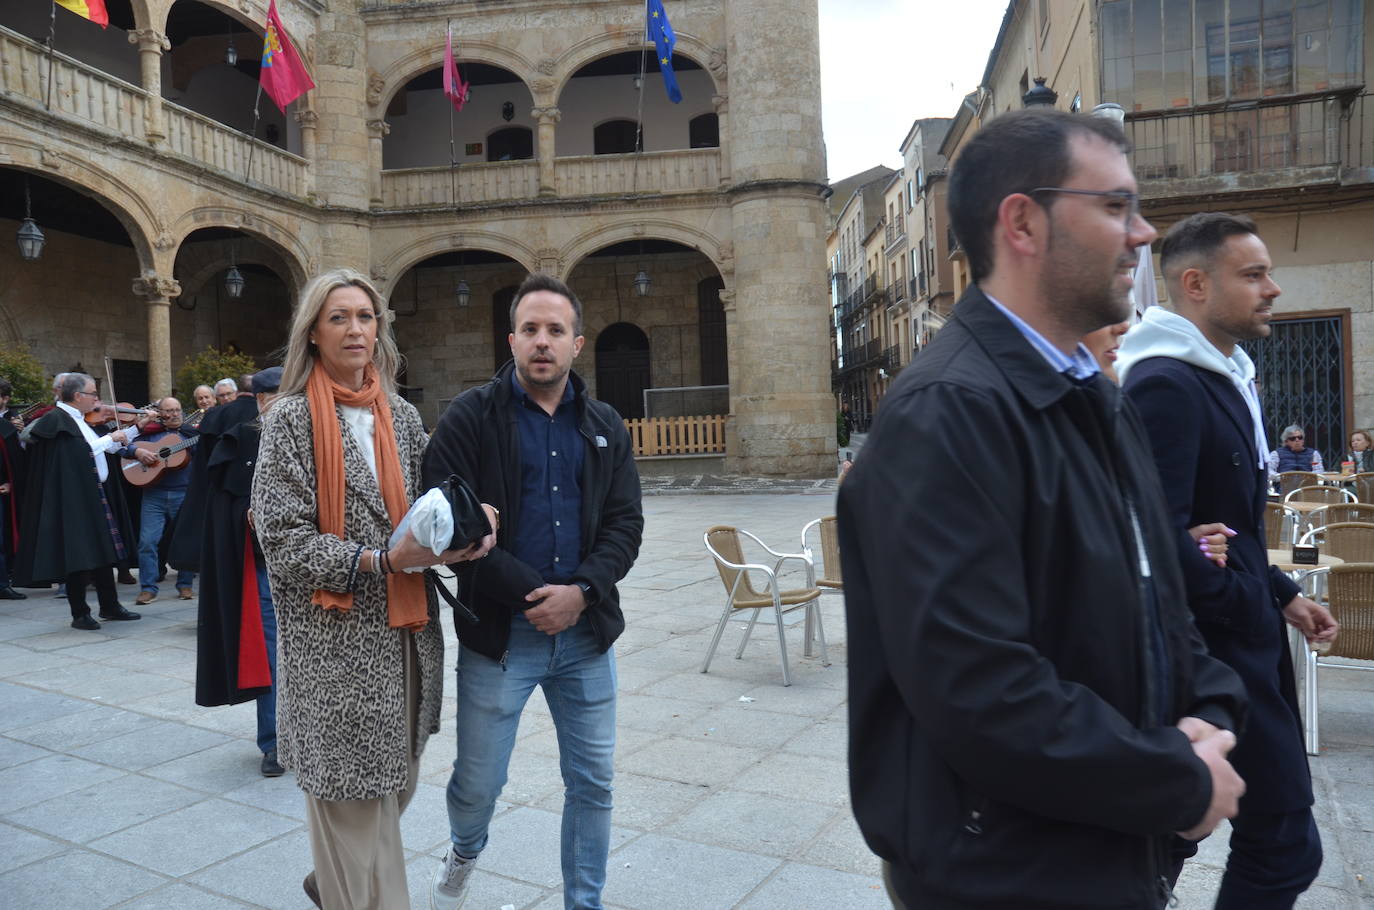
377, 148, 721, 210
0, 25, 307, 199
835, 338, 885, 376
884, 213, 906, 250
1125, 91, 1374, 199
887, 280, 906, 303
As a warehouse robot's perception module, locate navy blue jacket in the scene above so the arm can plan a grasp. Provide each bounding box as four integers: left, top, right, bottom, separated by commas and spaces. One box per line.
1125, 356, 1311, 816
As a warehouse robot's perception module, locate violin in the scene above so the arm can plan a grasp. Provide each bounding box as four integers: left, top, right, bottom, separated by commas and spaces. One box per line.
85, 402, 156, 429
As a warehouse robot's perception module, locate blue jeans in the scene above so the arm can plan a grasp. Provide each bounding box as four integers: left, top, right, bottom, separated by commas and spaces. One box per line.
446, 613, 616, 910
253, 559, 278, 754
139, 488, 193, 595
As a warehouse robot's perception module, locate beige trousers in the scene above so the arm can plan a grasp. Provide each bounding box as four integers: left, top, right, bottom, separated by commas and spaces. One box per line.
304, 632, 420, 910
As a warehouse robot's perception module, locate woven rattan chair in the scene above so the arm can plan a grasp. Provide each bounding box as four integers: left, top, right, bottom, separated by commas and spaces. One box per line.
703, 525, 825, 687
1278, 471, 1323, 496
1294, 562, 1374, 754
1351, 472, 1374, 503
1298, 522, 1374, 562
1264, 501, 1300, 548
801, 517, 842, 592
1305, 503, 1374, 530
1284, 485, 1356, 506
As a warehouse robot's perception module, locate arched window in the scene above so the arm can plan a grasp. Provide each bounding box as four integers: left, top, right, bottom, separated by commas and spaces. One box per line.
595, 323, 651, 418
688, 113, 719, 148
593, 120, 644, 155
487, 127, 533, 161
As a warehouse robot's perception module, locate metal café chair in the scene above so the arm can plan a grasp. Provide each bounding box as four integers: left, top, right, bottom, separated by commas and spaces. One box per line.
1350, 472, 1374, 503
1291, 563, 1374, 755
801, 516, 842, 662
1264, 501, 1301, 548
1284, 485, 1357, 506
702, 525, 826, 687
1278, 471, 1323, 497
1304, 503, 1374, 531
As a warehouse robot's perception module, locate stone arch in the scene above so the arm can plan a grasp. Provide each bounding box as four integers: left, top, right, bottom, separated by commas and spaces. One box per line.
374, 40, 538, 114
0, 149, 158, 272
560, 220, 725, 280
379, 230, 538, 295
169, 206, 311, 291
149, 0, 292, 42
552, 31, 721, 104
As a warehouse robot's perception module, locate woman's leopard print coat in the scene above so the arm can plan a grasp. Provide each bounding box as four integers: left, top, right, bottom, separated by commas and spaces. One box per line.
252, 392, 444, 801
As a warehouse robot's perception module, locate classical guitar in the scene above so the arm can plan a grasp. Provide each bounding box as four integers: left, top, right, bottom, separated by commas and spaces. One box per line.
120, 434, 200, 487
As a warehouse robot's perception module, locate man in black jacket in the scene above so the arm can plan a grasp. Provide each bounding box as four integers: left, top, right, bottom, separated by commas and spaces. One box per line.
424, 273, 643, 910
1119, 213, 1337, 907
838, 109, 1248, 909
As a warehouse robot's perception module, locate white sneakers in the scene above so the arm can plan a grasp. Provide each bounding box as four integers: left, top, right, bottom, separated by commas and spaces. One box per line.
430, 845, 476, 910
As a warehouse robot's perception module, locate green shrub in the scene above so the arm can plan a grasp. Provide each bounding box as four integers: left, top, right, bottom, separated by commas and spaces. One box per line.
836, 410, 851, 448
0, 344, 48, 403
175, 347, 260, 400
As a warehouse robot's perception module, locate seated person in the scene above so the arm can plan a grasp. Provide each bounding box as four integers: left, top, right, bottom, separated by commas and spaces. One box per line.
1268, 424, 1323, 480
1347, 429, 1374, 474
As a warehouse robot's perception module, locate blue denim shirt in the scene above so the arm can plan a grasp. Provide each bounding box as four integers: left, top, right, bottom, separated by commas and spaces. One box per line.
510, 375, 584, 582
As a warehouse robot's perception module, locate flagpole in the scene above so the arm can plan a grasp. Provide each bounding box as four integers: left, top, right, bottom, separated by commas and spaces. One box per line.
447, 20, 458, 212
632, 0, 650, 194
44, 0, 57, 111
244, 82, 264, 184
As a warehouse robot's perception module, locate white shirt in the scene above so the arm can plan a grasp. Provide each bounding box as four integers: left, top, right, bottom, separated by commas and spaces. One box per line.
55, 400, 139, 484
339, 404, 377, 481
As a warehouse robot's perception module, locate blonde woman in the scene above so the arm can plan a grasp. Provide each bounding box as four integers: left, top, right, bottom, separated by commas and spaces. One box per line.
252, 269, 494, 909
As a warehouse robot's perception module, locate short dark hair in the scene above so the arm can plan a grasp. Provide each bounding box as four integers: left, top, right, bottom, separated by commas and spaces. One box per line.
509, 273, 583, 336
948, 109, 1132, 283
1159, 212, 1259, 281
0, 379, 11, 398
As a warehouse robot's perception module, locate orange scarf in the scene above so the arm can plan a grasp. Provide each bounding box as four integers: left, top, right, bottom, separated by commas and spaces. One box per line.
306, 360, 427, 631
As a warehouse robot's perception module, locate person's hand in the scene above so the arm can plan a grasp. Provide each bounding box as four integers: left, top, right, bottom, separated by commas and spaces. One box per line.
8, 416, 20, 430
1176, 716, 1222, 743
1283, 594, 1339, 643
466, 503, 498, 560
109, 430, 130, 445
135, 448, 159, 466
387, 528, 480, 572
1188, 522, 1235, 568
524, 584, 585, 635
1176, 726, 1245, 841
0, 482, 9, 495
246, 508, 255, 531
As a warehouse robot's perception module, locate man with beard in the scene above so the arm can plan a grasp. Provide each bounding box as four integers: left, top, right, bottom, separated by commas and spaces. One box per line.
838, 109, 1248, 909
121, 397, 198, 604
14, 373, 141, 629
424, 273, 643, 910
1118, 213, 1337, 908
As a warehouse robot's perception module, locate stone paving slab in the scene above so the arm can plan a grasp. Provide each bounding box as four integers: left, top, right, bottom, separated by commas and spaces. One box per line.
0, 490, 1370, 908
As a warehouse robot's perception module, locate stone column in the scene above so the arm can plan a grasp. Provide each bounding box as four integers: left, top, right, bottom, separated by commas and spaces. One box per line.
712, 93, 731, 187
310, 8, 372, 265
366, 119, 389, 204
532, 107, 561, 197
127, 29, 169, 144
295, 109, 319, 196
132, 274, 181, 398
722, 0, 833, 476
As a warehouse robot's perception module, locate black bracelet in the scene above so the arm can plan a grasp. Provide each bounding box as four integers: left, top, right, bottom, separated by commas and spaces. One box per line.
382, 549, 394, 575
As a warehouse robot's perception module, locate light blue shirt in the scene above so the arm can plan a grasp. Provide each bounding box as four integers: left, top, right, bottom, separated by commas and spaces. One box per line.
984, 293, 1102, 381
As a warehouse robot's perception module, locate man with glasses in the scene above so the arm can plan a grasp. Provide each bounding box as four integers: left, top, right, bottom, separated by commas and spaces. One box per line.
1268, 424, 1324, 481
13, 373, 142, 629
1118, 212, 1337, 907
838, 109, 1248, 908
119, 397, 199, 604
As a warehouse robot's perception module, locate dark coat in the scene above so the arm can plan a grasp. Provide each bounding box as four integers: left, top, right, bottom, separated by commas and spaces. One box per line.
421, 362, 644, 661
195, 419, 269, 707
170, 395, 259, 571
0, 419, 25, 556
1124, 356, 1311, 815
13, 407, 136, 584
837, 288, 1247, 910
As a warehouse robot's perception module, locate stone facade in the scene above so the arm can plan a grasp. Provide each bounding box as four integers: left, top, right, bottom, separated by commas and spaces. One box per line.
0, 0, 835, 476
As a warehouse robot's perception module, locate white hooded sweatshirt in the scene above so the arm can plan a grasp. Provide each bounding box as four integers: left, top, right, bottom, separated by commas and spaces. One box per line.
1116, 306, 1268, 470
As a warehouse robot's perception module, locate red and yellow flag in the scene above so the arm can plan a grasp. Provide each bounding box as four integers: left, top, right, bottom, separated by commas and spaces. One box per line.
55, 0, 109, 28
260, 0, 315, 113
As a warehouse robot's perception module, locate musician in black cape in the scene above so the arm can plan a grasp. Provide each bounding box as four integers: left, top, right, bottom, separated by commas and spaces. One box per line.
0, 387, 26, 600
13, 373, 141, 629
194, 366, 285, 777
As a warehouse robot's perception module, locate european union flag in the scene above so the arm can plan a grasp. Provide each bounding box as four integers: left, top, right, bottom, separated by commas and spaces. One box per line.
647, 0, 682, 103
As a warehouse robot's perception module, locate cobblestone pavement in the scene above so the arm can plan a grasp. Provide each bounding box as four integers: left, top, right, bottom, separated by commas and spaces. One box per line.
1, 491, 1371, 909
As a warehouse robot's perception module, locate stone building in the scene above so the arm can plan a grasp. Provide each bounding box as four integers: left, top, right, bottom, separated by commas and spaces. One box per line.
936, 0, 1373, 463
0, 0, 836, 476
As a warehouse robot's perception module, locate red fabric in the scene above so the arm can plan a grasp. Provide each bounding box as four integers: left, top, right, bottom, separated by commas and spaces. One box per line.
55, 0, 109, 28
237, 527, 272, 689
259, 0, 315, 113
442, 26, 468, 112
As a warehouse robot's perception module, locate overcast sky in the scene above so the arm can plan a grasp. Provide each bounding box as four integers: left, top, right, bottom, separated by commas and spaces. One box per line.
818, 0, 1011, 182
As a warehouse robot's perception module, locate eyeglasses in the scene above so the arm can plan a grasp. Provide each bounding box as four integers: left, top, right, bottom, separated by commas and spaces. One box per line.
1028, 187, 1141, 227
1286, 435, 1304, 441
78, 390, 99, 398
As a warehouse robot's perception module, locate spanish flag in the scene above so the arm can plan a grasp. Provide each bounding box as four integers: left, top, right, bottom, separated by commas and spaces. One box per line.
55, 0, 110, 28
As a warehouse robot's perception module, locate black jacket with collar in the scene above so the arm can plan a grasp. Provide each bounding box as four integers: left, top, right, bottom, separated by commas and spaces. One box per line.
837, 288, 1247, 909
422, 362, 643, 661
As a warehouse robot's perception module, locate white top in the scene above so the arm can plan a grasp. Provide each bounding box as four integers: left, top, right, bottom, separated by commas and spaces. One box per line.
339, 404, 377, 481
55, 400, 138, 484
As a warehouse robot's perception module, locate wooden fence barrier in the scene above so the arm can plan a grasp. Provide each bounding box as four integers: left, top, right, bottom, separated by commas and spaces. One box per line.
624, 414, 726, 456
